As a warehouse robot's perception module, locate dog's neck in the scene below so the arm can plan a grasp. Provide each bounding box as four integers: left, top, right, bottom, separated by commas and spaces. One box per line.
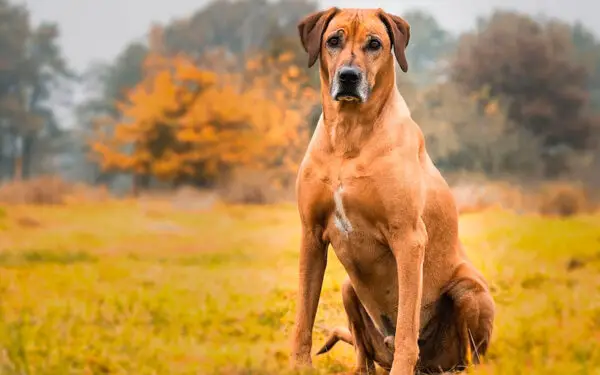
319, 65, 410, 156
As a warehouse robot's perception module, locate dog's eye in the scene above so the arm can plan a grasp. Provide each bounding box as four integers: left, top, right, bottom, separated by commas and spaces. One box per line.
367, 39, 382, 51
327, 36, 341, 48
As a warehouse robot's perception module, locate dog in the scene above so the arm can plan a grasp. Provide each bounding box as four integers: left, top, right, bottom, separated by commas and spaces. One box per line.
289, 7, 495, 375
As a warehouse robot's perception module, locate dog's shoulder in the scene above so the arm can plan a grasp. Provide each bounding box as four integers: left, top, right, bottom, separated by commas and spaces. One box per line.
381, 113, 424, 158
299, 116, 331, 165
296, 118, 331, 190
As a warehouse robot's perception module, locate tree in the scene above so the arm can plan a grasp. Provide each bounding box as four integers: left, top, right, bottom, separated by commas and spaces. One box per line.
570, 22, 600, 113
402, 10, 455, 86
76, 0, 320, 189
0, 0, 29, 179
21, 22, 74, 178
162, 0, 316, 58
84, 0, 318, 107
450, 11, 598, 176
0, 0, 72, 180
410, 82, 544, 178
91, 50, 316, 191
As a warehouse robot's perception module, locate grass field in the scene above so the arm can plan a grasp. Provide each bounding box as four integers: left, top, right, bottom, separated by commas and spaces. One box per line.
0, 199, 599, 375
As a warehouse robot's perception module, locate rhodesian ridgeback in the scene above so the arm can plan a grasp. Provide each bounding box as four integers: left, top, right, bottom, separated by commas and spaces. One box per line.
290, 7, 495, 375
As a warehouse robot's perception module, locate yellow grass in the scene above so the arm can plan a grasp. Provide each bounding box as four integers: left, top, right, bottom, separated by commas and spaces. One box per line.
0, 201, 599, 374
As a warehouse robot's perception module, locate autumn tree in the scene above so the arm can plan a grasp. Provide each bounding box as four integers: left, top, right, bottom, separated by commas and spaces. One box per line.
450, 11, 598, 176
91, 48, 316, 191
76, 0, 319, 186
82, 0, 318, 110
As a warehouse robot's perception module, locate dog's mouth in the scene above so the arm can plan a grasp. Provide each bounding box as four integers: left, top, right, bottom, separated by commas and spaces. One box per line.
334, 93, 362, 102
331, 82, 369, 103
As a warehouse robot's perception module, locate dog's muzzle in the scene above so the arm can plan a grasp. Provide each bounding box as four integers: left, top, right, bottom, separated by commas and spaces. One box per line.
331, 66, 369, 103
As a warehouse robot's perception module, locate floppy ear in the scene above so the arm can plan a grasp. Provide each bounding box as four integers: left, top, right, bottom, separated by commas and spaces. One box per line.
297, 7, 339, 68
378, 10, 411, 73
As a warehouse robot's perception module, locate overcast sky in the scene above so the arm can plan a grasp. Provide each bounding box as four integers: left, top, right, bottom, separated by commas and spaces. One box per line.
20, 0, 600, 72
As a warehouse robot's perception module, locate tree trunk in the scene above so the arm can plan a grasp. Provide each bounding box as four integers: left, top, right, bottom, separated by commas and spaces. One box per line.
21, 134, 35, 180
132, 173, 150, 197
0, 133, 4, 182
6, 133, 17, 181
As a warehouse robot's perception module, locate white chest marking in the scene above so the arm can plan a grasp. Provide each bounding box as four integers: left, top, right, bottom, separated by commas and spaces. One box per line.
333, 185, 353, 237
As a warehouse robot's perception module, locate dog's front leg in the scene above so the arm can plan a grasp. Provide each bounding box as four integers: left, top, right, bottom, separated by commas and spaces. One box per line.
290, 228, 328, 369
389, 218, 427, 375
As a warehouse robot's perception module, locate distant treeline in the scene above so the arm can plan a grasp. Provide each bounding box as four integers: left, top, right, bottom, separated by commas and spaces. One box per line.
1, 0, 599, 191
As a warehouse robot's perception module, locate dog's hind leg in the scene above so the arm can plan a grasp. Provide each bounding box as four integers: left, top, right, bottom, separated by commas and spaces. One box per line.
317, 279, 393, 374
449, 263, 495, 367
417, 262, 495, 373
342, 279, 377, 374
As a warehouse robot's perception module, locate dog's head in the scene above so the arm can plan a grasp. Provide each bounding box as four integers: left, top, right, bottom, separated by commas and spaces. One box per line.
298, 8, 410, 104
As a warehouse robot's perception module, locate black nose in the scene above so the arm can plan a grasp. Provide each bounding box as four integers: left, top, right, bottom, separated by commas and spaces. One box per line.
338, 67, 361, 84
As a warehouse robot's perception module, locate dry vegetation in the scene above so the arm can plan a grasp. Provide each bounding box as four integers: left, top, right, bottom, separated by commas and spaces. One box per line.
0, 177, 110, 205
2, 176, 595, 218
0, 186, 599, 374
450, 178, 597, 217
216, 168, 296, 205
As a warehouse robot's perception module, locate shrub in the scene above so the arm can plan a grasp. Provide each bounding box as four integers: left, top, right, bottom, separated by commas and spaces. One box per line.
537, 182, 593, 217
217, 168, 294, 205
0, 176, 74, 204
0, 176, 109, 205
451, 178, 529, 214
450, 173, 598, 217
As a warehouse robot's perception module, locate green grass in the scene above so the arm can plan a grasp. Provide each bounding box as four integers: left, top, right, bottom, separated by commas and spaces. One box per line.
0, 201, 599, 374
0, 249, 97, 267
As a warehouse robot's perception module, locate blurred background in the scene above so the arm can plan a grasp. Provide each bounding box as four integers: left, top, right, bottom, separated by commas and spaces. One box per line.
0, 1, 599, 374
1, 0, 599, 206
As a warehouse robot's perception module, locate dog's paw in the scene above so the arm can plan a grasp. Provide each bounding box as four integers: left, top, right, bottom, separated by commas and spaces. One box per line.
289, 352, 313, 370
383, 335, 395, 352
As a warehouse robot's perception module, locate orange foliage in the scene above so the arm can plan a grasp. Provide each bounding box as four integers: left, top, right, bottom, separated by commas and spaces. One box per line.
91, 50, 317, 186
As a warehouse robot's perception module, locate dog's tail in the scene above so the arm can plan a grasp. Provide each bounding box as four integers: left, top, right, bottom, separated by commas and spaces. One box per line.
316, 327, 354, 355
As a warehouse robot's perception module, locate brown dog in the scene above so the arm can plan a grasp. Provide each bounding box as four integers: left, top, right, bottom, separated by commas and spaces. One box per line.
289, 7, 495, 375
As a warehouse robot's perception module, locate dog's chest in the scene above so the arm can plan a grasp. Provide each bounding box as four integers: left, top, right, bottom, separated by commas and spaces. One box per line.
301, 152, 395, 250
325, 175, 389, 259
325, 180, 397, 289
332, 184, 353, 237
315, 156, 387, 235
